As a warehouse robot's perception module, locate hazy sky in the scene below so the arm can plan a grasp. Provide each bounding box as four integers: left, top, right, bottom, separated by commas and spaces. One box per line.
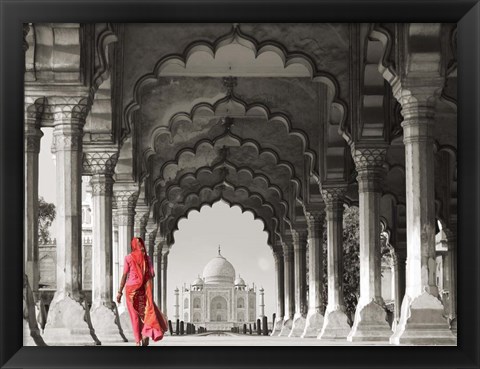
39, 128, 276, 321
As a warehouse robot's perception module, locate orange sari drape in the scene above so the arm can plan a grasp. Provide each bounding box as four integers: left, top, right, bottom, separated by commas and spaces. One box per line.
126, 238, 168, 342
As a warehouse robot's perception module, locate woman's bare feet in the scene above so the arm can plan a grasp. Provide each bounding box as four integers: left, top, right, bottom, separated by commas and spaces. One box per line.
136, 341, 142, 346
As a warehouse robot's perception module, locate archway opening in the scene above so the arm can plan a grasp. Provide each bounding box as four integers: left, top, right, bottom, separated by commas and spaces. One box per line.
168, 200, 275, 325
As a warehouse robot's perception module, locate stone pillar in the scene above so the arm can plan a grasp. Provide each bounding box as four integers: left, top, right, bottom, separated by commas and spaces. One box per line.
43, 99, 100, 345
270, 250, 285, 336
392, 247, 406, 329
153, 235, 164, 309
289, 228, 308, 337
24, 109, 43, 295
390, 89, 455, 344
445, 235, 457, 334
23, 274, 46, 346
112, 210, 119, 305
302, 208, 325, 338
134, 204, 149, 239
114, 187, 137, 339
279, 240, 295, 336
347, 147, 391, 342
161, 247, 169, 316
84, 150, 127, 343
174, 287, 180, 321
319, 187, 351, 339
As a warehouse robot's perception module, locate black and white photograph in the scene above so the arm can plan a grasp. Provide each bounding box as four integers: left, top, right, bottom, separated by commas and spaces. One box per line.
21, 22, 458, 348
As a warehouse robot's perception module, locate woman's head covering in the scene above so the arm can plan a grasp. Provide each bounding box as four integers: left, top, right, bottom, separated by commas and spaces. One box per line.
130, 237, 147, 268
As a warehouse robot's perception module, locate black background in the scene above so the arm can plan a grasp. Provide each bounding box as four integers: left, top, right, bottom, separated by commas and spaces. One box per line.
0, 1, 479, 368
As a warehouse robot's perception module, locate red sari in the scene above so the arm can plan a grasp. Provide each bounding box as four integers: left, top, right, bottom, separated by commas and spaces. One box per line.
125, 237, 168, 343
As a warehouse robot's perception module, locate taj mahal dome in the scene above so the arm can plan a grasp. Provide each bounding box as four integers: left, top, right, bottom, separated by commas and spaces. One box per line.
175, 247, 264, 331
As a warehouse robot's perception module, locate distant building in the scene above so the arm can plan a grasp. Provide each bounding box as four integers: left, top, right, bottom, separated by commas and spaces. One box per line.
179, 247, 258, 331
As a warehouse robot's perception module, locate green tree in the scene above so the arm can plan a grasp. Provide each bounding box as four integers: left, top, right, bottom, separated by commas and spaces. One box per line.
38, 197, 56, 244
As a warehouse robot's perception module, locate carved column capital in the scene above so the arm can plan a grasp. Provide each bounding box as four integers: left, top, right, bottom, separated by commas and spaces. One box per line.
51, 125, 83, 152
83, 151, 119, 176
114, 190, 138, 209
90, 175, 114, 196
114, 190, 138, 226
24, 130, 43, 153
352, 147, 387, 172
304, 208, 325, 233
291, 228, 308, 250
322, 187, 346, 221
352, 147, 387, 193
49, 97, 90, 125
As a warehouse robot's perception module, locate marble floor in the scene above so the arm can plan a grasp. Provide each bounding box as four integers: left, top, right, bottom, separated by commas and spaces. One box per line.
104, 332, 399, 346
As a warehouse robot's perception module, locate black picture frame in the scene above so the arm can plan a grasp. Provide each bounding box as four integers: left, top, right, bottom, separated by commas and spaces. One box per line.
1, 1, 479, 368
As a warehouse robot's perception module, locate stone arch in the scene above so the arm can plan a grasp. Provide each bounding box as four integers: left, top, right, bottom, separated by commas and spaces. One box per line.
184, 297, 189, 309
193, 312, 201, 322
210, 296, 228, 322
158, 165, 290, 231
193, 297, 201, 309
164, 183, 280, 240
237, 297, 244, 308
124, 25, 346, 142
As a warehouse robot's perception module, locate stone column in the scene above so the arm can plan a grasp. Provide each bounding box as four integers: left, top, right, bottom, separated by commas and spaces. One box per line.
270, 250, 285, 336
112, 209, 119, 305
161, 247, 169, 316
153, 233, 164, 308
84, 151, 127, 343
145, 219, 157, 261
43, 99, 100, 345
445, 235, 457, 334
347, 147, 391, 342
302, 208, 325, 338
319, 187, 351, 339
289, 228, 308, 337
24, 108, 43, 295
114, 187, 137, 339
392, 247, 406, 330
390, 89, 455, 344
23, 274, 46, 346
134, 204, 149, 239
279, 239, 295, 336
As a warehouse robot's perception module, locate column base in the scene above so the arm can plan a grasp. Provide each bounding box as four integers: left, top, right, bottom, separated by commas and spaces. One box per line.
347, 300, 391, 342
90, 302, 128, 343
119, 308, 134, 341
23, 319, 46, 346
450, 317, 457, 336
390, 292, 457, 345
23, 275, 46, 346
42, 293, 100, 345
318, 307, 351, 340
301, 310, 324, 338
279, 317, 293, 336
288, 313, 306, 337
270, 317, 284, 336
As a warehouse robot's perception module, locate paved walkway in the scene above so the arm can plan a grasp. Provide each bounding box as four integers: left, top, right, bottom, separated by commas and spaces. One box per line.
106, 332, 394, 346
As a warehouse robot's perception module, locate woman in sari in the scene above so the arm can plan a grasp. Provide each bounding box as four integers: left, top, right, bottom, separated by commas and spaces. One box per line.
116, 237, 168, 346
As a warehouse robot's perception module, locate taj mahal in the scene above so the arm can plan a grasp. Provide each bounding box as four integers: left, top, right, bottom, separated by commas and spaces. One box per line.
175, 247, 263, 331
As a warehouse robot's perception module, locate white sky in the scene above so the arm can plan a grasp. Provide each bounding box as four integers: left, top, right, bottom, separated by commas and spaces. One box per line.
39, 128, 276, 321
